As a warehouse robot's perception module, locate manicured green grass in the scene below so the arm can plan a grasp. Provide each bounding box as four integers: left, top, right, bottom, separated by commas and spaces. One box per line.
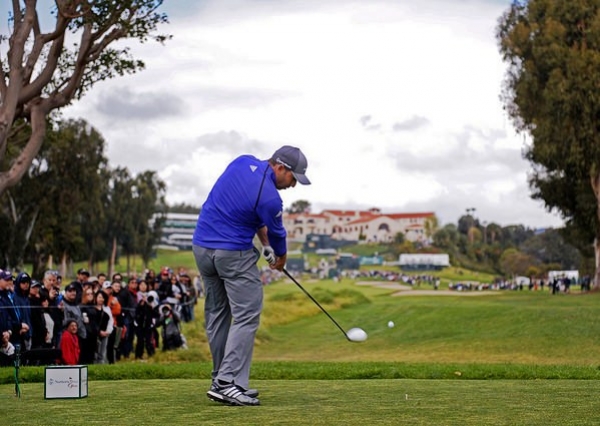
3, 263, 600, 425
4, 361, 600, 385
2, 378, 600, 425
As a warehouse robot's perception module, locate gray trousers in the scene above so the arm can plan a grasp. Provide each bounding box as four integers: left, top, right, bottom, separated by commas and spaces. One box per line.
193, 245, 263, 390
95, 336, 108, 364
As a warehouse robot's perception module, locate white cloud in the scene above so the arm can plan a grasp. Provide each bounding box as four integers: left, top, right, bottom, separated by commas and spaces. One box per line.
61, 0, 563, 228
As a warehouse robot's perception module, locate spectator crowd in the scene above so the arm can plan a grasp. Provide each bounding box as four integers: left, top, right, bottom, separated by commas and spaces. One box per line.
0, 266, 201, 367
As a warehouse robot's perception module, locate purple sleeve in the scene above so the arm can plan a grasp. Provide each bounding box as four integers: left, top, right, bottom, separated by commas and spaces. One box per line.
256, 197, 287, 256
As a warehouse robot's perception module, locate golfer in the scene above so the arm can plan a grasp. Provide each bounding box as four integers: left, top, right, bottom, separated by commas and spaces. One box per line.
192, 145, 310, 406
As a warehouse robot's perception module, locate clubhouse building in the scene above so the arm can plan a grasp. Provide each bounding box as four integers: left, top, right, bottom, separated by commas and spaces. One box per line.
283, 208, 435, 243
158, 208, 435, 250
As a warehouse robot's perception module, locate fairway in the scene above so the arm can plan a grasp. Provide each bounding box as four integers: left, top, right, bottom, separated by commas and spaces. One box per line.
2, 379, 600, 425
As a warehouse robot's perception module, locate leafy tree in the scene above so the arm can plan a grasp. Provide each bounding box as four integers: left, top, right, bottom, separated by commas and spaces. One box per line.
423, 215, 439, 241
468, 227, 483, 245
35, 119, 108, 277
0, 0, 169, 196
433, 224, 460, 251
0, 118, 107, 275
500, 225, 534, 249
105, 167, 136, 277
485, 222, 502, 245
499, 248, 538, 277
286, 200, 311, 214
497, 0, 600, 286
393, 231, 405, 244
520, 229, 581, 270
129, 171, 167, 271
103, 167, 166, 276
458, 214, 479, 235
167, 203, 199, 214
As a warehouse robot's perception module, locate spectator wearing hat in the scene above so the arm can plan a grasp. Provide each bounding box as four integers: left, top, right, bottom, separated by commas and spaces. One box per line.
29, 280, 47, 350
156, 267, 173, 303
3, 271, 30, 348
62, 284, 87, 347
0, 270, 17, 349
65, 268, 90, 304
13, 272, 33, 350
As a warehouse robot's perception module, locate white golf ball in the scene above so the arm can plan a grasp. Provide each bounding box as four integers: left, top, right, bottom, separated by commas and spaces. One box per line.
346, 327, 368, 342
388, 321, 395, 328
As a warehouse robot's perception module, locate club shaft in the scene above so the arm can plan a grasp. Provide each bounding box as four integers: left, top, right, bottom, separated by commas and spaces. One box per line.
283, 268, 349, 340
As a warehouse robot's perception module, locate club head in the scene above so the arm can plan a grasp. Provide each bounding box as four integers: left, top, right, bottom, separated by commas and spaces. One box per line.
346, 327, 368, 342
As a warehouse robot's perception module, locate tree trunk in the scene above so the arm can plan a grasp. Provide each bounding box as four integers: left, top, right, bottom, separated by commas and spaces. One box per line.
61, 252, 68, 285
591, 171, 600, 289
595, 237, 600, 290
109, 236, 117, 279
0, 105, 48, 197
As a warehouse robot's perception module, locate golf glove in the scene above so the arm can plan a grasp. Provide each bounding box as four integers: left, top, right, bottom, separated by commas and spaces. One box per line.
263, 246, 276, 265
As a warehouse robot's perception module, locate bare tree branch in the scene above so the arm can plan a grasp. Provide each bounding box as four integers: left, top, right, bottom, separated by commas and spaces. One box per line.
0, 1, 169, 195
0, 101, 47, 191
56, 0, 91, 20
18, 30, 67, 104
88, 27, 126, 60
1, 1, 36, 161
12, 0, 24, 23
23, 8, 70, 84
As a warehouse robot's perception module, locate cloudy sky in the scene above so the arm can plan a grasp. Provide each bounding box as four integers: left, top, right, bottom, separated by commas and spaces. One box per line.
16, 0, 566, 228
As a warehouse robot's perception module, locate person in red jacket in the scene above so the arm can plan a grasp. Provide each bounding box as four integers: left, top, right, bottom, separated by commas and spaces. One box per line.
60, 320, 80, 365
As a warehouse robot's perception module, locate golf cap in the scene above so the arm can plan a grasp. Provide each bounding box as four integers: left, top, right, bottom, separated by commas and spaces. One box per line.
272, 145, 311, 185
0, 269, 13, 281
77, 268, 90, 276
102, 281, 112, 289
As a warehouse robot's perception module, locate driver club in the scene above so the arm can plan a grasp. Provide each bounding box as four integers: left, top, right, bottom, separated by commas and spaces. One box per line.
282, 268, 367, 343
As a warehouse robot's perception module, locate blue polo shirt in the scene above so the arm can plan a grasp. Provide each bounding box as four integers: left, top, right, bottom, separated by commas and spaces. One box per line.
192, 155, 287, 256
